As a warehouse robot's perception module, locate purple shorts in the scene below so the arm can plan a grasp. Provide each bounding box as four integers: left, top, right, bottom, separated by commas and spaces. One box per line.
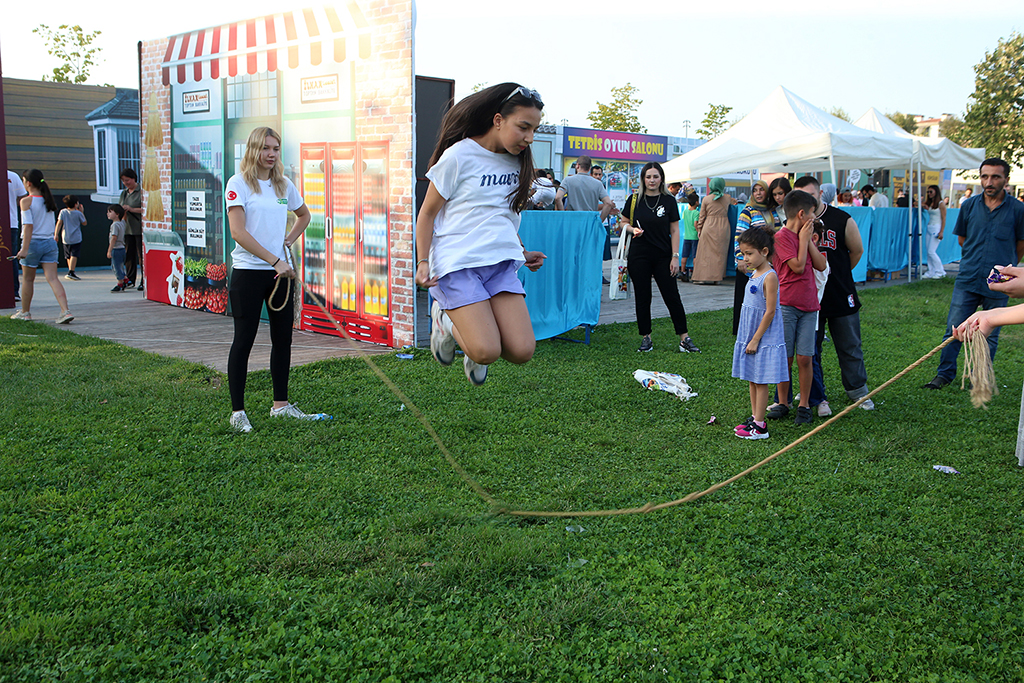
430, 260, 525, 310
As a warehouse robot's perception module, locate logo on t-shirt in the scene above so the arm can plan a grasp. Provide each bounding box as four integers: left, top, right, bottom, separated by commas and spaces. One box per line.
479, 172, 519, 188
277, 198, 288, 204
227, 190, 237, 201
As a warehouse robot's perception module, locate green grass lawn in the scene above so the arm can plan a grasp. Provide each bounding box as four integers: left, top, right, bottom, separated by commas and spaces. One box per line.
2, 279, 1023, 682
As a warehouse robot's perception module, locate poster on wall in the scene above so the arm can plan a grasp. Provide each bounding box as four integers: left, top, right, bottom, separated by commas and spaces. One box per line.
141, 2, 414, 346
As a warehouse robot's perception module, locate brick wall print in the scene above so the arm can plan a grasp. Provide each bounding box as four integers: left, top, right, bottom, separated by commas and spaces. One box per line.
140, 1, 414, 347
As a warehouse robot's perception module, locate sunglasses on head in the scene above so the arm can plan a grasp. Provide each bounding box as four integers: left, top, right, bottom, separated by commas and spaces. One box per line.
500, 86, 544, 108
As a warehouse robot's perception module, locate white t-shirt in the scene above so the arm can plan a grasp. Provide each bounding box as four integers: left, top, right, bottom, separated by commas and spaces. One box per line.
869, 193, 889, 208
425, 138, 526, 280
22, 196, 57, 243
225, 174, 303, 270
531, 178, 556, 208
7, 171, 25, 230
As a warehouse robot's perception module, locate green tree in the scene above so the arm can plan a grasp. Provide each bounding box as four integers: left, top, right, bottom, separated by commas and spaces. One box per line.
940, 115, 965, 142
828, 106, 851, 122
957, 32, 1024, 166
696, 103, 733, 139
885, 111, 919, 134
33, 24, 102, 84
587, 83, 645, 133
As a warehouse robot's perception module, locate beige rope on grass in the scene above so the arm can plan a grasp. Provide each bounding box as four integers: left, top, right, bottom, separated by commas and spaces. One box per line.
296, 279, 961, 518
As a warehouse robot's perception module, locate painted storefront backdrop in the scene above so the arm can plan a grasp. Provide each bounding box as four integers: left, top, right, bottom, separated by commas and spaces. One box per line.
561, 126, 669, 208
140, 2, 414, 347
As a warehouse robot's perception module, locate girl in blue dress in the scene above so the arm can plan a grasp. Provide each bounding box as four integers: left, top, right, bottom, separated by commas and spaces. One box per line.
732, 227, 789, 440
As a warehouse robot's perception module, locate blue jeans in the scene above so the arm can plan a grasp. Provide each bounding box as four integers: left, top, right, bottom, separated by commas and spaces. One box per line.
935, 284, 1005, 381
111, 247, 126, 282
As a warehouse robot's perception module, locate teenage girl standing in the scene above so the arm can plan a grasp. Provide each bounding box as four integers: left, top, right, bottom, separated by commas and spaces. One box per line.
11, 169, 73, 323
415, 83, 547, 385
732, 228, 788, 440
922, 184, 947, 279
225, 127, 328, 432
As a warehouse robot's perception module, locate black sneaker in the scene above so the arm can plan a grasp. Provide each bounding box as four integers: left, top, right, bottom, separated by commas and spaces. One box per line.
924, 375, 950, 390
765, 403, 790, 420
794, 406, 814, 425
137, 283, 144, 291
111, 283, 125, 292
679, 337, 700, 353
64, 271, 81, 281
637, 336, 653, 352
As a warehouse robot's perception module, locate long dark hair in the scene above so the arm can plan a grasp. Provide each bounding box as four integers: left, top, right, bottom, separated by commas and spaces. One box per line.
428, 82, 542, 213
23, 169, 57, 213
638, 161, 668, 195
924, 184, 943, 209
766, 177, 792, 212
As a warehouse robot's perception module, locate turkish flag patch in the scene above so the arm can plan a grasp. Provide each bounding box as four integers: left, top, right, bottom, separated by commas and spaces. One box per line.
227, 190, 237, 201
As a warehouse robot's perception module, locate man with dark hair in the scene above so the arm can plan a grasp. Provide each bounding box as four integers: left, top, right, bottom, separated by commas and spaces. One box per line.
925, 158, 1024, 389
556, 156, 614, 220
862, 184, 889, 208
119, 168, 144, 291
792, 175, 873, 414
590, 164, 604, 182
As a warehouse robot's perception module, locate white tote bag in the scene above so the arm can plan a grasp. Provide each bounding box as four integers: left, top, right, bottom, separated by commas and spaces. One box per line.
609, 229, 631, 300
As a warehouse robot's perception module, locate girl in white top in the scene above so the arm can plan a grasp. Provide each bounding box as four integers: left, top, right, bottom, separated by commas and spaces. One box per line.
225, 126, 328, 433
415, 83, 547, 385
922, 184, 947, 279
11, 169, 72, 323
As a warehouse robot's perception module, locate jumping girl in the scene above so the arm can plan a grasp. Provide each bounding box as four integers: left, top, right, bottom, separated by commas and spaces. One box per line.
415, 83, 547, 385
11, 169, 73, 323
225, 126, 328, 433
732, 228, 788, 440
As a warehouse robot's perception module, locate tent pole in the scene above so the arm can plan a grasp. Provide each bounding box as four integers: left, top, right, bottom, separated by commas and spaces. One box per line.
907, 158, 914, 283
918, 158, 925, 278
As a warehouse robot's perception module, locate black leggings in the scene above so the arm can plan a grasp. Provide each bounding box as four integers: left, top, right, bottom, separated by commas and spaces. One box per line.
628, 254, 688, 337
227, 269, 294, 411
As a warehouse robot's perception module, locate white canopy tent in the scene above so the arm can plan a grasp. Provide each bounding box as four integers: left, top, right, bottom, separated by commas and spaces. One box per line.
853, 108, 985, 281
852, 108, 985, 172
662, 86, 917, 184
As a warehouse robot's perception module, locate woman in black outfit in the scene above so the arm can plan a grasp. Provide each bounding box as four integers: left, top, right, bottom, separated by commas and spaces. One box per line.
619, 161, 700, 354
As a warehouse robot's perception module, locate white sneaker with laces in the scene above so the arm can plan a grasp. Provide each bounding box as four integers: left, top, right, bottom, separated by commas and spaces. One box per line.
817, 401, 832, 417
55, 310, 74, 324
10, 310, 31, 320
270, 403, 333, 420
430, 301, 455, 366
230, 410, 253, 433
859, 398, 875, 411
463, 355, 488, 386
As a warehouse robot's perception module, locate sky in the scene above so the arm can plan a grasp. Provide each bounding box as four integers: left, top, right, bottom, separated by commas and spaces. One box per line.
2, 0, 1023, 138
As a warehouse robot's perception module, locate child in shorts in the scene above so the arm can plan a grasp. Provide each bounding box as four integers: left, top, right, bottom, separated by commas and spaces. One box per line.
765, 190, 827, 426
55, 195, 87, 280
106, 204, 128, 292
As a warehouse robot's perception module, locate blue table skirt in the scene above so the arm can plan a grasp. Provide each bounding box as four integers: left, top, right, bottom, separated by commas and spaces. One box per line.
518, 212, 605, 340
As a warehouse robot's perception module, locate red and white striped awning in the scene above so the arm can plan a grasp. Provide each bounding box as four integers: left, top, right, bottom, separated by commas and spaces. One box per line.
161, 5, 371, 86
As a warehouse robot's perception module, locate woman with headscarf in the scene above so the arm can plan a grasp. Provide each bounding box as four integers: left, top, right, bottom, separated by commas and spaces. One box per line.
819, 183, 838, 207
691, 177, 732, 285
731, 179, 780, 334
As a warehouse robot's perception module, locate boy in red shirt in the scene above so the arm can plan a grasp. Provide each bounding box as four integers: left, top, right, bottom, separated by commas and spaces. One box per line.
766, 190, 828, 425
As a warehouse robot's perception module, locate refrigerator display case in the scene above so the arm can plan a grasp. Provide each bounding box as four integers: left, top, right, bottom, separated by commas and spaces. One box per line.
299, 142, 391, 344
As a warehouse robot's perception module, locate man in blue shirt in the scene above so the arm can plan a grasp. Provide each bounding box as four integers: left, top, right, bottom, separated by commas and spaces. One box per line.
925, 158, 1024, 389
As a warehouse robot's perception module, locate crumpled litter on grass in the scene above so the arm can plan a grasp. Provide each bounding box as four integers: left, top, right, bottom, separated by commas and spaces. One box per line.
933, 465, 960, 475
633, 370, 698, 401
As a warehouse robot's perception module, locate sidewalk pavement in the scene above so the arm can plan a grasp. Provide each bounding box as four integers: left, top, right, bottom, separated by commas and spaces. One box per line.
3, 261, 946, 372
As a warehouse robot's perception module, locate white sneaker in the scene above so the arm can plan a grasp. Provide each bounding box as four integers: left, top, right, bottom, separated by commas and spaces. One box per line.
230, 410, 252, 433
270, 402, 333, 420
430, 300, 455, 366
464, 355, 488, 386
10, 310, 31, 320
859, 398, 875, 411
817, 401, 832, 417
55, 310, 74, 324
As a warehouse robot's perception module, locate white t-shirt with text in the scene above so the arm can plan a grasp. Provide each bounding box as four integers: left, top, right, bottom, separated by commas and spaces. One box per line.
425, 138, 526, 280
225, 174, 303, 270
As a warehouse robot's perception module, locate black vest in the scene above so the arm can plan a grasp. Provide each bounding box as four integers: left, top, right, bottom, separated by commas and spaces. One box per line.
818, 205, 861, 317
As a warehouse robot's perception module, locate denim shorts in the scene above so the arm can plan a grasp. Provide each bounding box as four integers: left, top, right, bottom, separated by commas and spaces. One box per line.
781, 305, 817, 357
430, 260, 525, 310
21, 239, 59, 268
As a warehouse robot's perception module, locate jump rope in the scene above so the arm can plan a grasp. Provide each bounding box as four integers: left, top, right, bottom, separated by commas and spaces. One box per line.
266, 251, 994, 518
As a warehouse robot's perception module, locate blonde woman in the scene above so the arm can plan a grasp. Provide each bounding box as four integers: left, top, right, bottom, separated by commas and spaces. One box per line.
225, 127, 327, 432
